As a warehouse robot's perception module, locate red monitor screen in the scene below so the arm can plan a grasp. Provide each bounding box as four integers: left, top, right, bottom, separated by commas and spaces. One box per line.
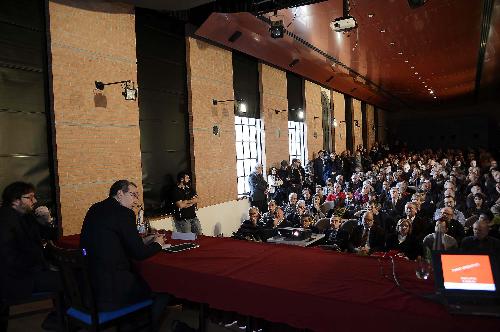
441, 254, 496, 291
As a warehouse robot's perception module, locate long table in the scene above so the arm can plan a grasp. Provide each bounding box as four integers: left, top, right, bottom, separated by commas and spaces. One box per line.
60, 234, 499, 332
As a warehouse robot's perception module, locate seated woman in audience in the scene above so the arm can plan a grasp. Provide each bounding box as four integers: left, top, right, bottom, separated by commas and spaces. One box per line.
465, 193, 489, 218
353, 183, 372, 206
285, 199, 308, 227
325, 182, 346, 207
315, 185, 326, 204
259, 200, 278, 228
267, 167, 284, 204
386, 218, 421, 260
323, 178, 334, 196
308, 194, 325, 221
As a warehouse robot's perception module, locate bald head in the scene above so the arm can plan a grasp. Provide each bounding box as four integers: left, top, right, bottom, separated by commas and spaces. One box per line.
473, 219, 489, 240
363, 211, 374, 228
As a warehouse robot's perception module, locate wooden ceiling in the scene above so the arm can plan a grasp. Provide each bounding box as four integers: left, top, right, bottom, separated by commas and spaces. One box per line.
194, 0, 500, 110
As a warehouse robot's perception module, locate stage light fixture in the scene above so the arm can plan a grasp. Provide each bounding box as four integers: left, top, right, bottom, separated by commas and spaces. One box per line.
270, 20, 284, 38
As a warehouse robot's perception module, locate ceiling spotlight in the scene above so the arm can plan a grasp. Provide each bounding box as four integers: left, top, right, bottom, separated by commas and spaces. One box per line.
397, 52, 403, 55
390, 42, 395, 46
368, 13, 374, 18
380, 29, 386, 33
411, 66, 415, 69
433, 96, 437, 99
424, 85, 427, 87
414, 72, 418, 75
404, 60, 409, 63
270, 20, 284, 38
429, 90, 434, 94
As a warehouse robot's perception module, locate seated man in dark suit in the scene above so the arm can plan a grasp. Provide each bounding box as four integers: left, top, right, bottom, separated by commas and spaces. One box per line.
0, 182, 61, 327
234, 206, 266, 241
323, 215, 350, 251
349, 211, 385, 254
80, 180, 167, 330
461, 218, 500, 254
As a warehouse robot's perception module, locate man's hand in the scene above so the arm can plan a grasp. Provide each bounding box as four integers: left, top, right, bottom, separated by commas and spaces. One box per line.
153, 234, 166, 247
34, 206, 52, 225
190, 195, 199, 204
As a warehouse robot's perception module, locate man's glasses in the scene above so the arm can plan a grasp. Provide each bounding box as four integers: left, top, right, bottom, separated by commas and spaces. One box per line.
21, 195, 36, 201
128, 191, 139, 199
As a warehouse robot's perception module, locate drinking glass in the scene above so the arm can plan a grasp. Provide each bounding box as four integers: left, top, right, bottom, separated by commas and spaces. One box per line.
415, 257, 431, 280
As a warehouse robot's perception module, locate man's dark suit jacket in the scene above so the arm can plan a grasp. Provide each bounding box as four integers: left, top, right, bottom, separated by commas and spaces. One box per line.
349, 223, 386, 253
0, 206, 47, 301
80, 197, 161, 311
385, 233, 422, 260
461, 236, 500, 254
410, 215, 432, 242
248, 171, 268, 201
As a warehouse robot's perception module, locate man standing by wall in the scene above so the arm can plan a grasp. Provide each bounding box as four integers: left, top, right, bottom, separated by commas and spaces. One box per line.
248, 163, 268, 213
172, 171, 202, 234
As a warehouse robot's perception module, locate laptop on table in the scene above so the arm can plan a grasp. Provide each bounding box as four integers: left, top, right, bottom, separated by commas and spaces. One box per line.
431, 251, 500, 318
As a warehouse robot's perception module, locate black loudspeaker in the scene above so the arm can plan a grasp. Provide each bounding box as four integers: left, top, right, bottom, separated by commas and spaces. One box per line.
408, 0, 427, 8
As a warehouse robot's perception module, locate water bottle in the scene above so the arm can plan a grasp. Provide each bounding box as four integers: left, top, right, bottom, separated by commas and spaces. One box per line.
137, 206, 145, 236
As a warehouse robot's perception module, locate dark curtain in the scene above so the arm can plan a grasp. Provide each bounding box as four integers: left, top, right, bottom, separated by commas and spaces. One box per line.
232, 51, 260, 119
345, 96, 354, 153
136, 8, 190, 216
361, 102, 367, 148
286, 71, 304, 122
321, 90, 332, 151
0, 0, 55, 209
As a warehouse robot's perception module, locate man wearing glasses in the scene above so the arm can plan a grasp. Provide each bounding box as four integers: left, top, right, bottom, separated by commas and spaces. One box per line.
0, 181, 61, 321
80, 180, 167, 329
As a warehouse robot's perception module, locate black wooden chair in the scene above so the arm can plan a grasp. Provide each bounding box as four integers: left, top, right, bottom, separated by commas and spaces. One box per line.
49, 243, 153, 332
0, 291, 64, 332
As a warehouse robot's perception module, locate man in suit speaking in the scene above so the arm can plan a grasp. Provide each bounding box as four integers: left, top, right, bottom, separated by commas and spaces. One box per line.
80, 180, 167, 330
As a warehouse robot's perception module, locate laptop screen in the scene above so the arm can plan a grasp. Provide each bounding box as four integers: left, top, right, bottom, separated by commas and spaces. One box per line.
441, 254, 496, 292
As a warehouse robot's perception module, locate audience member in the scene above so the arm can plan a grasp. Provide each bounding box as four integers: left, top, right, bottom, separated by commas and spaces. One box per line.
80, 180, 168, 330
248, 164, 268, 213
461, 219, 500, 254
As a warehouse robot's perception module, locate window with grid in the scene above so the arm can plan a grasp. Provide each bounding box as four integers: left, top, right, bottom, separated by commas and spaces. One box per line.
235, 116, 265, 198
288, 121, 307, 166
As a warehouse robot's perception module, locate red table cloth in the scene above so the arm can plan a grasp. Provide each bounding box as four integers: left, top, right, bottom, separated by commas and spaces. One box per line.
59, 234, 499, 332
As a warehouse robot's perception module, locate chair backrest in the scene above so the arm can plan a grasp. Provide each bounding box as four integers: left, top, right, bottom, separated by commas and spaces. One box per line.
314, 218, 331, 232
340, 219, 359, 235
320, 201, 335, 215
48, 243, 98, 322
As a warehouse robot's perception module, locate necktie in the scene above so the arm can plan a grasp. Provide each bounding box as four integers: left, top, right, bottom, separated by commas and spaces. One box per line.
361, 227, 369, 247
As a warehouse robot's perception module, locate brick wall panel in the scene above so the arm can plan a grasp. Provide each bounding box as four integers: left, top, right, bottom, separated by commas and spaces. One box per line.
305, 81, 323, 160
260, 64, 288, 170
332, 91, 346, 153
49, 0, 140, 235
187, 37, 237, 206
